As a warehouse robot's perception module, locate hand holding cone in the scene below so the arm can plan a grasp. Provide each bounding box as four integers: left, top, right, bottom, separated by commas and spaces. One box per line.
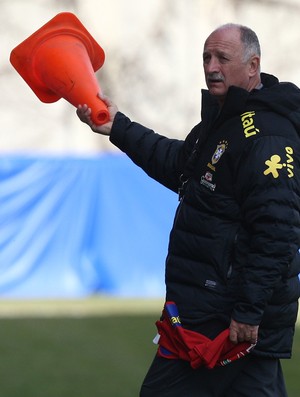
10, 12, 109, 125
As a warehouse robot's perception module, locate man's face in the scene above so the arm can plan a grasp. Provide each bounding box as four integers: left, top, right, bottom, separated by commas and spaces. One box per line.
203, 27, 252, 103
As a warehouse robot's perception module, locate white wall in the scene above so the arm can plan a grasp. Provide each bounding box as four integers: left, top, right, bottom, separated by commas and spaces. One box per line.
1, 0, 300, 153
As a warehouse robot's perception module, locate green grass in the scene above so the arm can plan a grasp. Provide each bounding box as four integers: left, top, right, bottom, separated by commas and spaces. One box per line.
0, 313, 298, 396
0, 315, 157, 397
281, 328, 300, 397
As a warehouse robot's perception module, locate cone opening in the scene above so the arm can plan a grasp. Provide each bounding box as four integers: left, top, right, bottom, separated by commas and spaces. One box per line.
96, 111, 110, 125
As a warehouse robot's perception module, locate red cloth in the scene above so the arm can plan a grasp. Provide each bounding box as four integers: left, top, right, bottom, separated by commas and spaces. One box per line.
155, 301, 256, 369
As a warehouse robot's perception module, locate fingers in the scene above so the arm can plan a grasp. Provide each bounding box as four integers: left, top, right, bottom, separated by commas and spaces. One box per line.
248, 329, 258, 344
229, 328, 238, 344
238, 330, 256, 343
76, 94, 116, 136
97, 92, 111, 105
76, 103, 112, 135
229, 319, 258, 345
76, 104, 98, 132
76, 104, 92, 123
97, 92, 114, 106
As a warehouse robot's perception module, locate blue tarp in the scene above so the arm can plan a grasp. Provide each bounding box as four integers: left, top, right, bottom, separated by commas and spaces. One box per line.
0, 153, 178, 298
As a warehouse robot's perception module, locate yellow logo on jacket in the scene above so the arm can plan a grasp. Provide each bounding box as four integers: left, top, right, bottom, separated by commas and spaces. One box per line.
264, 147, 294, 178
241, 111, 260, 138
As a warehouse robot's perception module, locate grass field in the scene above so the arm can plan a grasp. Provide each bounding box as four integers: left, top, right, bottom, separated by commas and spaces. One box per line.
0, 298, 298, 397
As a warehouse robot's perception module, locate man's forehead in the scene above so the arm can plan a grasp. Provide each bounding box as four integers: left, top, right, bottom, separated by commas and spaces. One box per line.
204, 27, 241, 53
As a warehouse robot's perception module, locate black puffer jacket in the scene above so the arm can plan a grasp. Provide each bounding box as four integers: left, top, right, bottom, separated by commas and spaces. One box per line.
110, 73, 300, 358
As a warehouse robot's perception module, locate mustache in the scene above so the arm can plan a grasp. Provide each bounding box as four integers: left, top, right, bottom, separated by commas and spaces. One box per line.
207, 73, 224, 82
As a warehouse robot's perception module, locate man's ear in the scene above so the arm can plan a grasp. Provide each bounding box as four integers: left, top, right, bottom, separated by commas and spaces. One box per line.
249, 56, 260, 77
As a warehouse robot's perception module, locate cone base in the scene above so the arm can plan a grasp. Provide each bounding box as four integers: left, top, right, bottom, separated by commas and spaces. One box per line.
10, 12, 105, 103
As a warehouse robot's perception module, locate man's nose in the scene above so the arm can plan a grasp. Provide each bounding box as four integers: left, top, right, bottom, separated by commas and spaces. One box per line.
205, 57, 220, 73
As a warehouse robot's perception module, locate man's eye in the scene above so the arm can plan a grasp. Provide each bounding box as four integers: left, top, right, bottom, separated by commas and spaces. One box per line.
219, 56, 229, 62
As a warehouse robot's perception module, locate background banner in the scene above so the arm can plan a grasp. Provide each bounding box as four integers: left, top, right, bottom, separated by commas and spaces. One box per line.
0, 153, 177, 298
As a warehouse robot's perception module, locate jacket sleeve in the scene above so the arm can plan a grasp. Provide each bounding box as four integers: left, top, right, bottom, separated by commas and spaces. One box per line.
109, 111, 200, 193
231, 134, 300, 325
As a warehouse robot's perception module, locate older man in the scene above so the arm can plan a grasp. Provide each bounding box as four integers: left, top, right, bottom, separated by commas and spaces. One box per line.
77, 23, 300, 396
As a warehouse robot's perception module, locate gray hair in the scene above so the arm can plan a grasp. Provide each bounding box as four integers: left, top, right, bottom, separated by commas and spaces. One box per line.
218, 23, 261, 62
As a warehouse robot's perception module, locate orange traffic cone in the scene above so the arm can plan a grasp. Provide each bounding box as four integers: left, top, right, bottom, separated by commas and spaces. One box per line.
10, 12, 109, 125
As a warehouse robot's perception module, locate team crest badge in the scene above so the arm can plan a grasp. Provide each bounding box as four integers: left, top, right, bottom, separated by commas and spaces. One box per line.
211, 140, 228, 165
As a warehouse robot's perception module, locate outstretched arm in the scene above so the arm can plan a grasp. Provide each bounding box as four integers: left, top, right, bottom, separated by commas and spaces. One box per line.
76, 94, 118, 135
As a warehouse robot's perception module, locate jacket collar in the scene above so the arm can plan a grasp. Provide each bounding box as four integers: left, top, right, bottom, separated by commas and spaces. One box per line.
201, 73, 280, 126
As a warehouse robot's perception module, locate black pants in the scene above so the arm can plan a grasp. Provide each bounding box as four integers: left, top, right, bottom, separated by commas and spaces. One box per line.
139, 355, 288, 397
